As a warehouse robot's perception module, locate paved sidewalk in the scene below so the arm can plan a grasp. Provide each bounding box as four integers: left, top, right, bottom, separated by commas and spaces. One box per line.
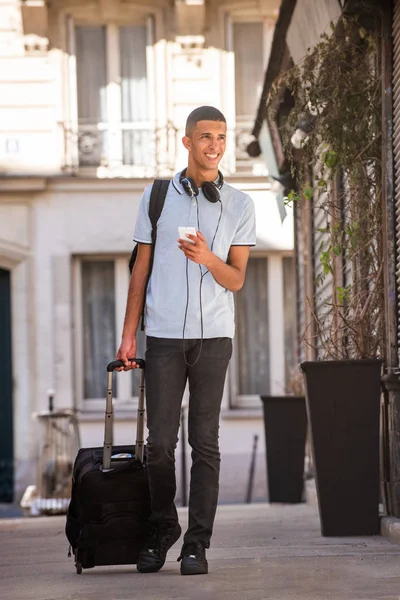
1, 503, 400, 600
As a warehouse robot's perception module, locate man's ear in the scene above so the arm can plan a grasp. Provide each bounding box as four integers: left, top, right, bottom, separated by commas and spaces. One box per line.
182, 136, 191, 151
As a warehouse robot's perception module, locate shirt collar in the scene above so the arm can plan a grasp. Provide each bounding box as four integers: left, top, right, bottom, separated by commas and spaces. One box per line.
172, 170, 185, 194
172, 170, 223, 195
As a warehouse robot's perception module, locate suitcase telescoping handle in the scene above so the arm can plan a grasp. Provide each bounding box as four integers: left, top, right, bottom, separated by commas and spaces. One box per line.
103, 358, 145, 471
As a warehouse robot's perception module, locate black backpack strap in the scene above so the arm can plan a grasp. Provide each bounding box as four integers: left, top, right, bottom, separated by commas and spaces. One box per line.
147, 178, 169, 261
139, 179, 170, 330
149, 179, 170, 235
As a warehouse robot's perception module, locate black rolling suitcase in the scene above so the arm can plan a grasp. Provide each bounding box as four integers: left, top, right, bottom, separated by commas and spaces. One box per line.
65, 358, 151, 573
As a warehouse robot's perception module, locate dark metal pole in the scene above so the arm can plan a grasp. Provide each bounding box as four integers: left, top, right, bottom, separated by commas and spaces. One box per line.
245, 434, 259, 504
47, 389, 54, 413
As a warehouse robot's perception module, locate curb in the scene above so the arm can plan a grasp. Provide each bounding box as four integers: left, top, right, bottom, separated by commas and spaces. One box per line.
0, 504, 24, 519
381, 516, 400, 544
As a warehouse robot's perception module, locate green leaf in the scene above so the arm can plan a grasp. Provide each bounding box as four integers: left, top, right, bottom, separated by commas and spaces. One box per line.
318, 179, 327, 188
303, 187, 313, 200
320, 250, 332, 269
333, 245, 341, 256
322, 150, 338, 169
287, 189, 300, 202
337, 286, 344, 303
337, 285, 351, 304
283, 189, 301, 206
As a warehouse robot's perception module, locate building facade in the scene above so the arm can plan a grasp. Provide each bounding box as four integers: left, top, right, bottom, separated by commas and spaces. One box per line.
0, 0, 295, 505
249, 0, 400, 517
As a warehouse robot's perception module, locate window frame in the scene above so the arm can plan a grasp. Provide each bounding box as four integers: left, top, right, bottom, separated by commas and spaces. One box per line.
66, 11, 157, 177
223, 11, 274, 175
229, 251, 291, 409
73, 251, 292, 412
230, 253, 269, 408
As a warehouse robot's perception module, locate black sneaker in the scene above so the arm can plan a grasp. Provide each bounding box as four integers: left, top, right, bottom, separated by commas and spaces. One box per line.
178, 541, 208, 575
137, 522, 181, 573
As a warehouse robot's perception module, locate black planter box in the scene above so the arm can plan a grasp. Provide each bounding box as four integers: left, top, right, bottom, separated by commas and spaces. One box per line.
261, 396, 307, 503
301, 359, 382, 536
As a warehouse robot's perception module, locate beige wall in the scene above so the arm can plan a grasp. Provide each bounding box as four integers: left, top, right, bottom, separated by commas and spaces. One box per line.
0, 0, 280, 177
1, 175, 290, 503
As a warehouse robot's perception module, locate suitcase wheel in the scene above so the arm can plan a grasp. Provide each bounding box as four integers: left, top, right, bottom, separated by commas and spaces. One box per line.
73, 548, 82, 574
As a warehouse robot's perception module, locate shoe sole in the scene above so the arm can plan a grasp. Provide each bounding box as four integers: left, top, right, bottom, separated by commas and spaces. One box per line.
137, 524, 182, 573
180, 560, 208, 576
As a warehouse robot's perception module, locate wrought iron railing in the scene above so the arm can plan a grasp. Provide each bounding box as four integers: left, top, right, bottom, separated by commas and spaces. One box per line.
61, 120, 178, 177
60, 118, 262, 177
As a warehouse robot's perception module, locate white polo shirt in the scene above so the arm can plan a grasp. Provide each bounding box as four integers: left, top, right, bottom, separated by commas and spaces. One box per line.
133, 171, 256, 339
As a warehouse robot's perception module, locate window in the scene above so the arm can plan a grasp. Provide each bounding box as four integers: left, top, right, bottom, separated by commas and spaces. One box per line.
233, 256, 270, 407
75, 27, 107, 167
282, 256, 297, 387
74, 22, 153, 173
233, 22, 264, 119
81, 260, 116, 398
75, 256, 278, 410
231, 21, 267, 172
74, 257, 146, 408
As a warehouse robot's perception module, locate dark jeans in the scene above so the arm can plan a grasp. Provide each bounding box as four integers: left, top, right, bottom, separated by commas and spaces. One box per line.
145, 336, 232, 548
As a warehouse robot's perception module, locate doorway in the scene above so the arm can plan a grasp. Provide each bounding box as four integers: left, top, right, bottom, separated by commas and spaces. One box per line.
0, 268, 13, 502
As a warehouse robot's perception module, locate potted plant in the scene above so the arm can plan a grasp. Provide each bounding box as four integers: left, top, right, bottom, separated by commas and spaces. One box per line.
261, 369, 307, 504
268, 5, 384, 535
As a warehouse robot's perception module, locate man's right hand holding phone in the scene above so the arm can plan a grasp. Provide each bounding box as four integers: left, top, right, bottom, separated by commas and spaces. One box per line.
178, 226, 197, 244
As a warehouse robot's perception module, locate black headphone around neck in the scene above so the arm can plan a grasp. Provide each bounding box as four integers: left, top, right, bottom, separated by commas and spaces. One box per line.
179, 169, 224, 204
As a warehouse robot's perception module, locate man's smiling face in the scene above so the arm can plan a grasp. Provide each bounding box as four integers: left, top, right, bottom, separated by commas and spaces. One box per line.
183, 120, 227, 173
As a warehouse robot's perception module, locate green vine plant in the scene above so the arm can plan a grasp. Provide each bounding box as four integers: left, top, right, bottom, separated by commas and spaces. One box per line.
268, 3, 384, 360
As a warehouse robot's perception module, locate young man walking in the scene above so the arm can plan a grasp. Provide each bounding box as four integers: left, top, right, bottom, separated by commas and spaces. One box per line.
116, 106, 256, 575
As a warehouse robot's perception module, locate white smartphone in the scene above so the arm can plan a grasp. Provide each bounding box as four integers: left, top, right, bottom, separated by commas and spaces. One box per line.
178, 226, 197, 244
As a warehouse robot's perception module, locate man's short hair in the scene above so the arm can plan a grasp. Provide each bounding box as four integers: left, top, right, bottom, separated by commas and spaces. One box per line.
185, 106, 226, 136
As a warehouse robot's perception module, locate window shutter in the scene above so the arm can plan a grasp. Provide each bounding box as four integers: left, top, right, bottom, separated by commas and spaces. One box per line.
233, 22, 264, 118
236, 257, 270, 399
119, 25, 151, 166
76, 26, 107, 123
75, 26, 107, 166
81, 261, 116, 399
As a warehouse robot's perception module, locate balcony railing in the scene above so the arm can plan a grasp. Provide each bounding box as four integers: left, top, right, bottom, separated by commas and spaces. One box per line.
60, 118, 265, 178
61, 120, 179, 178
